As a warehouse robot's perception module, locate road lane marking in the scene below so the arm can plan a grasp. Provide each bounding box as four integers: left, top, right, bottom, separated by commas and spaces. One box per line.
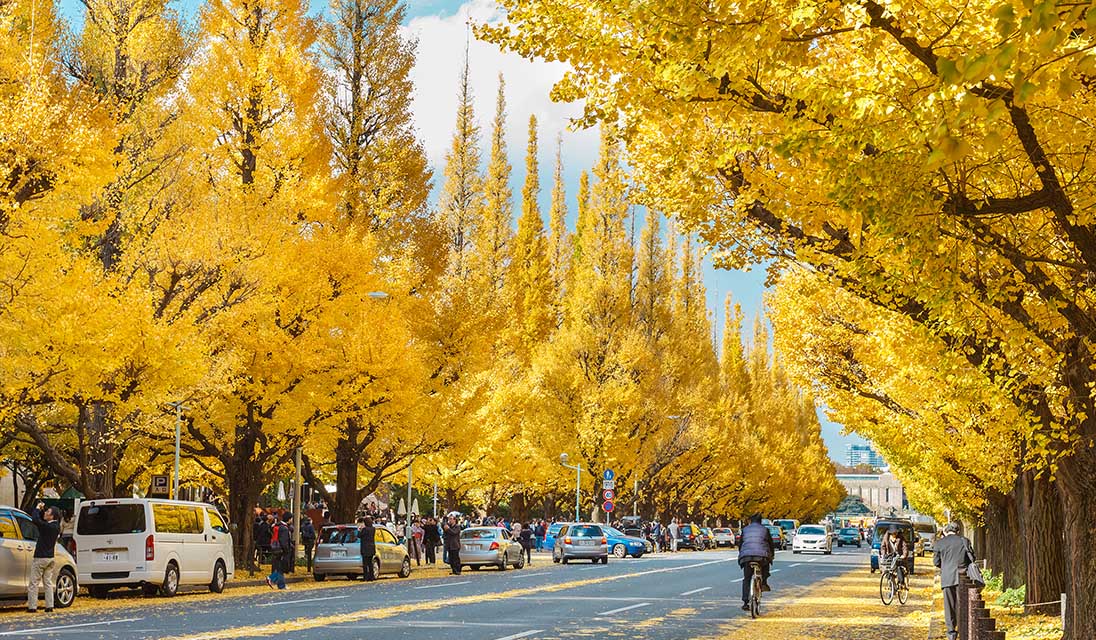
808, 557, 820, 562
158, 556, 734, 640
771, 569, 781, 573
492, 631, 543, 640
511, 572, 550, 578
414, 580, 471, 589
597, 602, 651, 616
0, 618, 145, 636
258, 595, 348, 607
679, 587, 711, 596
789, 563, 802, 568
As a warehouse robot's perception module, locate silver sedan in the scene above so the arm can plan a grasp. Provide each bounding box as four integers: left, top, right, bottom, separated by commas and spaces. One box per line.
312, 525, 412, 581
459, 527, 525, 571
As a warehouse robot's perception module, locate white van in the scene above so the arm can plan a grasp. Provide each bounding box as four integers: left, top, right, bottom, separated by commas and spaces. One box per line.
73, 498, 234, 597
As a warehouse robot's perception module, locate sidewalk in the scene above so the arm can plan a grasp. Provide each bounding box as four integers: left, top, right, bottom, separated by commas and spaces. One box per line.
707, 566, 935, 639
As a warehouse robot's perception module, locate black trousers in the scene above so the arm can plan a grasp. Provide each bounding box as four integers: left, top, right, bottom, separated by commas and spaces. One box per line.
448, 549, 461, 574
361, 553, 376, 581
303, 541, 314, 571
524, 545, 532, 563
739, 558, 770, 604
424, 542, 437, 564
943, 585, 959, 638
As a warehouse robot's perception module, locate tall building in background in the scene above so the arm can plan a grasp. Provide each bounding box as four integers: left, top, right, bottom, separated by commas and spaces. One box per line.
846, 444, 887, 469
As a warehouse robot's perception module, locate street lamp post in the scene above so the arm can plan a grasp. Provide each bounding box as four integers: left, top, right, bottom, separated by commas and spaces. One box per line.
167, 401, 190, 500
559, 453, 582, 522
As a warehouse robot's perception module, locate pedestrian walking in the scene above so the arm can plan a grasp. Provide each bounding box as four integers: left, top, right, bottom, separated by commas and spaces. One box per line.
934, 522, 974, 640
652, 521, 662, 552
534, 520, 546, 551
668, 519, 679, 552
359, 517, 378, 581
410, 519, 423, 566
423, 516, 440, 565
518, 523, 534, 564
27, 503, 60, 613
266, 517, 290, 590
443, 515, 462, 575
300, 516, 316, 572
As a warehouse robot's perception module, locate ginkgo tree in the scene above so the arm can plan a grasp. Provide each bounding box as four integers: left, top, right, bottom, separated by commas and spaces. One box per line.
484, 0, 1096, 632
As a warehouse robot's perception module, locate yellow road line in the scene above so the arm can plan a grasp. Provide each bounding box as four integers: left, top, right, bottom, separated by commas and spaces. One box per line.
160, 557, 734, 640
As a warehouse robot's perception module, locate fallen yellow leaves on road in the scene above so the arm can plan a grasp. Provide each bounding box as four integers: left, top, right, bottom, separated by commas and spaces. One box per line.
702, 568, 935, 640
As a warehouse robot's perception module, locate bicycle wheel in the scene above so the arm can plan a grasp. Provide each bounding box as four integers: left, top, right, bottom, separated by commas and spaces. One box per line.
751, 576, 762, 618
897, 575, 910, 604
879, 572, 894, 605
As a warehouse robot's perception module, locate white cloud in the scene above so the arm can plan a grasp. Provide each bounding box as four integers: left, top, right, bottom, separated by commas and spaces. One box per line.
405, 0, 599, 208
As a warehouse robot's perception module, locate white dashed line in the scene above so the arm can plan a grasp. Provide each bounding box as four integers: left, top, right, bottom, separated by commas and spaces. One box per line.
679, 587, 712, 596
597, 602, 651, 616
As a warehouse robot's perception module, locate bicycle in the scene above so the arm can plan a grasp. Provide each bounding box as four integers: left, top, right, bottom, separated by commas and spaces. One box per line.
748, 561, 763, 618
879, 556, 909, 605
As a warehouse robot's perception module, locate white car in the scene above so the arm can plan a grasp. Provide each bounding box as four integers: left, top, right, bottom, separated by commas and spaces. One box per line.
74, 498, 235, 597
711, 527, 736, 547
792, 524, 833, 555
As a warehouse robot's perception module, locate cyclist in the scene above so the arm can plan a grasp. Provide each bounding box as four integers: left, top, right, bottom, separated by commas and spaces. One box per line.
737, 513, 774, 611
881, 526, 909, 585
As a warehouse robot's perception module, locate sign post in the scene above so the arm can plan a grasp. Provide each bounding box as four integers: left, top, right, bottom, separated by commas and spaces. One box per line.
150, 474, 170, 498
602, 470, 615, 516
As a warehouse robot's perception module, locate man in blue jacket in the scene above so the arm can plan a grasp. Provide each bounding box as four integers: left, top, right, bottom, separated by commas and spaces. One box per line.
737, 514, 775, 610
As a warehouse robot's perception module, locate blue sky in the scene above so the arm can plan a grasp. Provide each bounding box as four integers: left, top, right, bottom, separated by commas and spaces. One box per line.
56, 0, 867, 463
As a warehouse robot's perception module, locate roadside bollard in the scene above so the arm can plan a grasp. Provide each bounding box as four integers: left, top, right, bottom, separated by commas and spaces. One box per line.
958, 574, 970, 640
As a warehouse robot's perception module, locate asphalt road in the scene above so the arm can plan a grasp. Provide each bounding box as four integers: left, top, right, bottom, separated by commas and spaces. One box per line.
0, 545, 883, 639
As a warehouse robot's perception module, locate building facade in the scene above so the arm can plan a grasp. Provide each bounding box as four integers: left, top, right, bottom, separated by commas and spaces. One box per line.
836, 472, 907, 515
846, 444, 887, 469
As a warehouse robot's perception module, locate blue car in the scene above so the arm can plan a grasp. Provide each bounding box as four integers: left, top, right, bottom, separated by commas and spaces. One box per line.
604, 526, 648, 558
543, 522, 571, 552
870, 520, 915, 575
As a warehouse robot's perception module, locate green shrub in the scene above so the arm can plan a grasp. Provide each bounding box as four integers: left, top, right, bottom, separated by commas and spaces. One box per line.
996, 585, 1026, 608
984, 570, 1004, 592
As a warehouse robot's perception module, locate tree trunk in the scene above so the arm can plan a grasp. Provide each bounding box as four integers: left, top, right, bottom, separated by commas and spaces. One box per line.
226, 458, 262, 572
983, 487, 1024, 588
1055, 449, 1096, 639
333, 431, 361, 524
84, 402, 116, 498
1017, 470, 1065, 615
511, 492, 527, 523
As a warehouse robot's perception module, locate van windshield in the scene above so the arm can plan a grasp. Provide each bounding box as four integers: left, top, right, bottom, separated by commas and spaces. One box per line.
78, 504, 146, 535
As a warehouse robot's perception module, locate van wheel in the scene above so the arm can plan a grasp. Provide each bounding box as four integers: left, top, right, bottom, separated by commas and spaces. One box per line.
55, 568, 77, 608
209, 561, 227, 593
89, 585, 111, 599
398, 557, 411, 578
160, 563, 180, 597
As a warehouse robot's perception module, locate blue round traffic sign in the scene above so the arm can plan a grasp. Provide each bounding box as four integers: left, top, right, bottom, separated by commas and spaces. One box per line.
603, 500, 615, 512
603, 469, 615, 481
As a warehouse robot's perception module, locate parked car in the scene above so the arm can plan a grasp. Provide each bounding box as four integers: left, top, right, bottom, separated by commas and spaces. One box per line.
543, 522, 571, 552
74, 498, 234, 597
792, 524, 832, 554
836, 527, 862, 547
765, 525, 788, 550
675, 523, 706, 550
711, 527, 736, 547
313, 524, 412, 581
553, 523, 609, 564
870, 519, 916, 575
0, 505, 79, 608
604, 526, 647, 558
773, 519, 800, 544
459, 527, 525, 570
914, 523, 937, 556
698, 527, 715, 548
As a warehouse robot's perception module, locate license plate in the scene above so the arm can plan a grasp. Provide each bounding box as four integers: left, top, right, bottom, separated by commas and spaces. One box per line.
331, 549, 346, 558
101, 552, 121, 562
578, 539, 594, 546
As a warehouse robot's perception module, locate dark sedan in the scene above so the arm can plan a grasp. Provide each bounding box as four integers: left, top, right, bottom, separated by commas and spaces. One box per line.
836, 527, 862, 547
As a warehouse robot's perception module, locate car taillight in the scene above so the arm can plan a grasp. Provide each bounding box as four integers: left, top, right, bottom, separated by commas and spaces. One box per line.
66, 539, 77, 557
601, 537, 607, 544
564, 537, 572, 544
145, 534, 155, 561
489, 541, 499, 550
689, 534, 694, 539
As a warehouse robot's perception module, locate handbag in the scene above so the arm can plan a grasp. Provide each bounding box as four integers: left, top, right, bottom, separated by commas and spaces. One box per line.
965, 541, 986, 587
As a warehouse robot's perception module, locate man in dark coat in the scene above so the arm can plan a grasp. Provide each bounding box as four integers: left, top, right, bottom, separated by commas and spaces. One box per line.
422, 517, 441, 565
359, 517, 377, 581
254, 513, 272, 565
300, 517, 317, 572
27, 503, 61, 612
934, 522, 973, 640
737, 514, 775, 611
442, 515, 462, 575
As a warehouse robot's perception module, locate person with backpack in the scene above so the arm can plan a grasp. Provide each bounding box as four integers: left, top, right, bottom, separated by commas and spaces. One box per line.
359, 517, 378, 581
265, 517, 291, 590
300, 517, 316, 572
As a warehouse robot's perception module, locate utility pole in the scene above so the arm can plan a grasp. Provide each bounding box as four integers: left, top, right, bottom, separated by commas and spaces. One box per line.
633, 478, 639, 517
293, 447, 302, 571
406, 458, 414, 547
560, 453, 582, 522
167, 402, 190, 500
432, 481, 438, 518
